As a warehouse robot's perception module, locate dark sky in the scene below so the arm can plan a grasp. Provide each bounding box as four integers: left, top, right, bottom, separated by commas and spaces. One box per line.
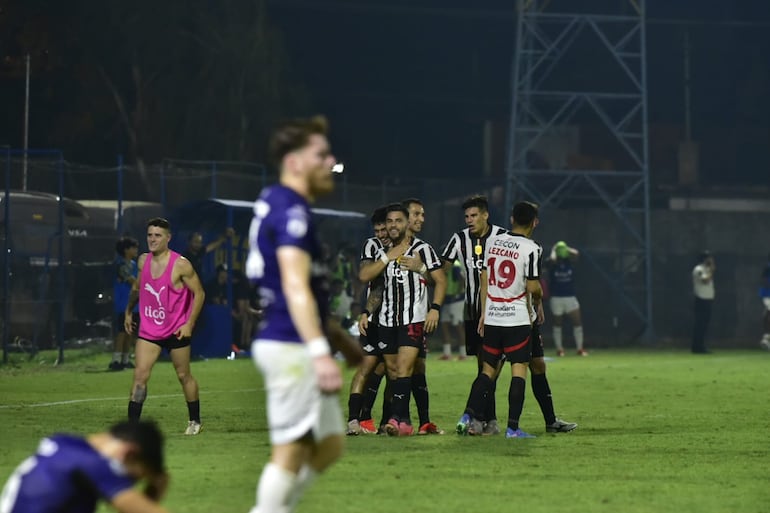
265, 0, 770, 185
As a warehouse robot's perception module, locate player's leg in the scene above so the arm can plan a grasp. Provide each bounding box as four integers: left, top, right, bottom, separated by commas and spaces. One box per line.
761, 299, 770, 349
567, 298, 586, 355
458, 326, 502, 435
439, 319, 453, 360
128, 338, 162, 421
122, 312, 138, 368
169, 342, 201, 434
529, 325, 577, 433
551, 297, 565, 356
378, 327, 400, 434
346, 353, 378, 435
389, 341, 420, 436
359, 360, 385, 432
502, 325, 535, 438
110, 313, 126, 370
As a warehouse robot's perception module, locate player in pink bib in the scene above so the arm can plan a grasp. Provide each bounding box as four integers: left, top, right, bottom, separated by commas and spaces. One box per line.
124, 217, 206, 435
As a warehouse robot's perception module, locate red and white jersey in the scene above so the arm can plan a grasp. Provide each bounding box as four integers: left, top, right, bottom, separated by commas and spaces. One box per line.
482, 232, 541, 327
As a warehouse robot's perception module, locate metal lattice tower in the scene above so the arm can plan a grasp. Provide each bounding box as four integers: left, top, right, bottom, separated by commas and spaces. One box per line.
505, 0, 652, 340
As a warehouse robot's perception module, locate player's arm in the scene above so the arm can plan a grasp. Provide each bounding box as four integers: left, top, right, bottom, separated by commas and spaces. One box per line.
277, 246, 341, 393
358, 281, 383, 336
326, 316, 363, 367
204, 227, 235, 254
124, 253, 147, 334
526, 278, 543, 307
358, 258, 386, 283
477, 268, 488, 336
425, 264, 446, 333
174, 258, 205, 339
111, 488, 172, 513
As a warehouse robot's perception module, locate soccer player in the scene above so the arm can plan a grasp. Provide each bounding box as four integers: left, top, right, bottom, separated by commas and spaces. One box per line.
546, 240, 588, 356
347, 205, 389, 435
246, 115, 362, 513
438, 259, 466, 360
110, 236, 140, 371
359, 203, 446, 436
761, 253, 770, 350
691, 250, 715, 354
457, 201, 543, 438
124, 217, 205, 435
0, 420, 172, 513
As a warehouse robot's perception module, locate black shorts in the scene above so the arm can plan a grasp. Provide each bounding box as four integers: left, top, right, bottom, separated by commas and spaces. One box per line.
140, 335, 191, 351
379, 323, 426, 357
464, 319, 482, 356
114, 312, 139, 333
481, 324, 532, 365
359, 322, 382, 356
530, 322, 544, 359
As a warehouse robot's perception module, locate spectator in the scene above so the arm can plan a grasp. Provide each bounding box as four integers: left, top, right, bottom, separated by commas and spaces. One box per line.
109, 236, 139, 371
182, 228, 235, 280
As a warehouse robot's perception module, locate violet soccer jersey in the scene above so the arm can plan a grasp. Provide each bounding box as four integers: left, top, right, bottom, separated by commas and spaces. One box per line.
246, 185, 329, 343
548, 259, 576, 297
0, 435, 135, 513
482, 232, 541, 327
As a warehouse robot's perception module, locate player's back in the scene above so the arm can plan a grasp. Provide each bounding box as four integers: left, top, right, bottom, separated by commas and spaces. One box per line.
483, 232, 540, 327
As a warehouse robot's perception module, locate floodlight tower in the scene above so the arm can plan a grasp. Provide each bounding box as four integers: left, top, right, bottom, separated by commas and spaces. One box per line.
504, 0, 652, 341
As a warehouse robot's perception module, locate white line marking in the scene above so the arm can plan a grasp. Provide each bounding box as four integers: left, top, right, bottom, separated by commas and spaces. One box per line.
0, 388, 262, 409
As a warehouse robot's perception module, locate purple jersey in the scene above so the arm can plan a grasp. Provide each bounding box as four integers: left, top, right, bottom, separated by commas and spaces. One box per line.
245, 185, 330, 343
0, 435, 135, 513
548, 259, 576, 297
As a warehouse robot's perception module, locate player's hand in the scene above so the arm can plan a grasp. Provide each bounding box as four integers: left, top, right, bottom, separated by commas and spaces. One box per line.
424, 309, 439, 333
174, 323, 193, 340
536, 303, 545, 325
398, 254, 424, 273
144, 472, 169, 501
124, 313, 134, 334
477, 316, 485, 337
358, 314, 369, 336
313, 355, 343, 393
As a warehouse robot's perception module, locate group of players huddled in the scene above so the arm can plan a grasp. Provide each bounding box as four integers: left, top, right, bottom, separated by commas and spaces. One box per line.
346, 195, 578, 439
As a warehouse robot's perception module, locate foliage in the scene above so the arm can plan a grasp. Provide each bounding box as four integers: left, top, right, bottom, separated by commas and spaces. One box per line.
1, 349, 768, 513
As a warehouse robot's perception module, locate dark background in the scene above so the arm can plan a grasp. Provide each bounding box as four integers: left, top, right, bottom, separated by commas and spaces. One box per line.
1, 0, 769, 186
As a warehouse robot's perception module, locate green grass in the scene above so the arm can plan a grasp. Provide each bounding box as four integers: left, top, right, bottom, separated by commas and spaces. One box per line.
1, 348, 769, 513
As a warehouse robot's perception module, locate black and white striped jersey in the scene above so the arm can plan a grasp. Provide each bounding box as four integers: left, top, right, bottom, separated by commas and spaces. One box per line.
359, 236, 385, 262
378, 237, 442, 327
441, 224, 507, 321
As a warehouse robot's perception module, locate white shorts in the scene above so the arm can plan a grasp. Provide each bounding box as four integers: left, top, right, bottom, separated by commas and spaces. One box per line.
251, 340, 343, 446
763, 298, 770, 311
550, 296, 580, 316
442, 300, 464, 325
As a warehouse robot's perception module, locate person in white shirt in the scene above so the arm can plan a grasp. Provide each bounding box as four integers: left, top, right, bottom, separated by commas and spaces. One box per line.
691, 250, 715, 354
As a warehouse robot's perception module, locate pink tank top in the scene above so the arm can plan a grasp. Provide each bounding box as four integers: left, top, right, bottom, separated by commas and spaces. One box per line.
138, 250, 193, 340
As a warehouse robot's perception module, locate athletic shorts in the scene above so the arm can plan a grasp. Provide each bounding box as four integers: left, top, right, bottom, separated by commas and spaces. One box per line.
763, 298, 770, 311
114, 312, 139, 333
464, 319, 482, 356
530, 322, 544, 359
442, 300, 464, 326
550, 296, 580, 316
140, 334, 190, 350
251, 340, 344, 446
359, 322, 382, 356
378, 323, 426, 358
481, 324, 532, 365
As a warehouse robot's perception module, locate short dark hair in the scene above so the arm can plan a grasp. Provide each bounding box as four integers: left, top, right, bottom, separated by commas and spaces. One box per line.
401, 197, 423, 210
511, 201, 539, 227
385, 202, 409, 219
268, 115, 329, 168
115, 236, 138, 256
461, 195, 489, 212
370, 205, 388, 226
109, 420, 165, 475
146, 217, 171, 231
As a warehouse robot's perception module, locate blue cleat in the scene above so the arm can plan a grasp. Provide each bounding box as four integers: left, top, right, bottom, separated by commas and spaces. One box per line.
505, 427, 536, 439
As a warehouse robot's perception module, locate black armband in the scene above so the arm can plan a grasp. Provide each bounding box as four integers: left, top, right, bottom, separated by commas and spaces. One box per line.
430, 303, 442, 312
361, 309, 370, 317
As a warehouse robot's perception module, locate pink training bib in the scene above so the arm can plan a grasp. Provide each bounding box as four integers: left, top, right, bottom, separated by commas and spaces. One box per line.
138, 251, 193, 340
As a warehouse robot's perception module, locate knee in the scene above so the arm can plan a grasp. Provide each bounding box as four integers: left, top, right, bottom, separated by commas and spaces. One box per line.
529, 358, 546, 375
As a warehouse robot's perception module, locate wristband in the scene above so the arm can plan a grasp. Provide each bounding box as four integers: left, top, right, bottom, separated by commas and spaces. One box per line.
306, 337, 331, 358
360, 309, 370, 317
430, 303, 442, 312
418, 263, 427, 274
379, 252, 389, 265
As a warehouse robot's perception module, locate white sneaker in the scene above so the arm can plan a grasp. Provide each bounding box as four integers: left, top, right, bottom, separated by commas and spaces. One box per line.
346, 419, 361, 436
184, 421, 202, 435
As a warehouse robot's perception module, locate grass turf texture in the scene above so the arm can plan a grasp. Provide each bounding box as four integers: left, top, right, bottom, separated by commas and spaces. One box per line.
1, 349, 768, 513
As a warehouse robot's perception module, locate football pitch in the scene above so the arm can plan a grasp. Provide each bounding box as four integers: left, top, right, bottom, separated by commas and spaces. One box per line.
1, 348, 768, 513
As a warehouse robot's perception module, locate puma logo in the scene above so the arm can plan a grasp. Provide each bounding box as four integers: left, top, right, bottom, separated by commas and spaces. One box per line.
144, 283, 166, 305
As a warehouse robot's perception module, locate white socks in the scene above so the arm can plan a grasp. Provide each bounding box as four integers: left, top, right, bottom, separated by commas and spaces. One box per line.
552, 327, 563, 351
442, 343, 452, 357
251, 463, 296, 513
574, 326, 584, 350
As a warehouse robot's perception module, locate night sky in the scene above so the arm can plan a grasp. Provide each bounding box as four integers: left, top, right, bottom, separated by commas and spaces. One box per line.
2, 0, 770, 186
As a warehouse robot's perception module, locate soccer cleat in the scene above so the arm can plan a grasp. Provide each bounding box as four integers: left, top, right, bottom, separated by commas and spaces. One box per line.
546, 418, 578, 433
505, 427, 536, 439
346, 419, 361, 436
359, 419, 377, 434
577, 349, 589, 356
184, 421, 202, 436
467, 418, 485, 436
398, 422, 414, 436
456, 413, 471, 435
384, 418, 400, 437
556, 349, 565, 357
482, 419, 501, 436
123, 361, 135, 369
457, 355, 468, 361
437, 354, 452, 361
417, 422, 444, 435
108, 361, 123, 371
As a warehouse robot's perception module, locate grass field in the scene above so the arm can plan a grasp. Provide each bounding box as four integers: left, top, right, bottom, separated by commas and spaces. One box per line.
1, 348, 768, 513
